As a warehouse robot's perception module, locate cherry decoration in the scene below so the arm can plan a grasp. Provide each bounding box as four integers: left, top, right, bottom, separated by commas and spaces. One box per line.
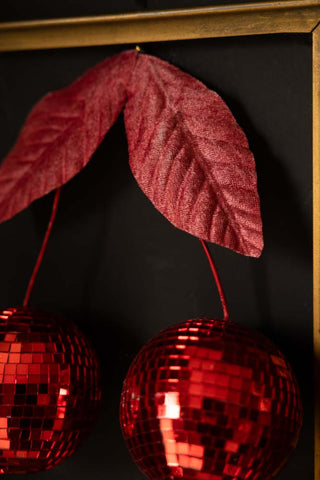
0, 307, 101, 474
0, 48, 302, 478
0, 190, 102, 474
120, 241, 303, 480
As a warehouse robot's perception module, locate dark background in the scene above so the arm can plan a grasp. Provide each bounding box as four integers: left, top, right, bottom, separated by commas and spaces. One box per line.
0, 0, 286, 22
0, 1, 313, 479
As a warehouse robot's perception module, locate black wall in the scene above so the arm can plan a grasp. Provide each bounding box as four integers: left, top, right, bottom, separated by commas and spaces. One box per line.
1, 0, 285, 22
0, 2, 313, 479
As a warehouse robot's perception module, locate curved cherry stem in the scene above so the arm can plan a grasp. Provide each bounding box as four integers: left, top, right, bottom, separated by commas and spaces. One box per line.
23, 188, 61, 307
199, 238, 229, 321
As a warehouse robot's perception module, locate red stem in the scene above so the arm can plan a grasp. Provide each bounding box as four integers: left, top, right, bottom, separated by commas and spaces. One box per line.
23, 188, 61, 307
199, 238, 229, 321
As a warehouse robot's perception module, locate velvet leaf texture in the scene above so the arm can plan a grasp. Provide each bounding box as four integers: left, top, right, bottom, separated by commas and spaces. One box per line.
125, 54, 263, 257
0, 50, 138, 223
0, 49, 263, 257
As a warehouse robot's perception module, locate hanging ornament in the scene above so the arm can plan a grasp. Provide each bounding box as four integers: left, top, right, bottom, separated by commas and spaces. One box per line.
120, 316, 302, 480
0, 190, 102, 473
119, 241, 303, 480
0, 307, 101, 474
0, 49, 302, 477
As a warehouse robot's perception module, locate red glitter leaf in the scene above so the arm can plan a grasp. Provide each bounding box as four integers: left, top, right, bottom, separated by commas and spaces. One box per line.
0, 50, 263, 257
125, 54, 263, 257
0, 50, 138, 223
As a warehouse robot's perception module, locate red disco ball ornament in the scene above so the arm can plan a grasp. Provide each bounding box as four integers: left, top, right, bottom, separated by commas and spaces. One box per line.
120, 318, 302, 480
0, 307, 101, 474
